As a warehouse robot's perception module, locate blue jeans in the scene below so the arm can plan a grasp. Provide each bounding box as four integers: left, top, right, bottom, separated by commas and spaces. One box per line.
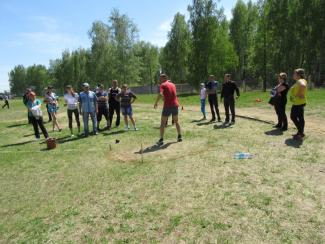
83, 112, 97, 135
200, 99, 206, 117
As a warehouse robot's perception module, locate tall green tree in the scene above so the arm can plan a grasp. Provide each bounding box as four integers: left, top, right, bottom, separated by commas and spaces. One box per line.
160, 13, 191, 83
9, 65, 26, 95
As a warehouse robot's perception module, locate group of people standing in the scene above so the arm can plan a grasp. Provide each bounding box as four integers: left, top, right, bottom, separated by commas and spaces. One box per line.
23, 80, 140, 140
200, 74, 240, 125
198, 69, 307, 140
22, 68, 307, 144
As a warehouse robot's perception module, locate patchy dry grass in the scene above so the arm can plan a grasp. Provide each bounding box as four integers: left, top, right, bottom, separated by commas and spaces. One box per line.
0, 99, 324, 243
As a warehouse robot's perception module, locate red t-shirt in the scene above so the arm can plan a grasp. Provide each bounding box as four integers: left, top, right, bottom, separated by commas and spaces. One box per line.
160, 80, 179, 108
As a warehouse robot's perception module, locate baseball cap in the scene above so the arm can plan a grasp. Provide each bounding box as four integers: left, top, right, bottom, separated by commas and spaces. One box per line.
83, 82, 90, 87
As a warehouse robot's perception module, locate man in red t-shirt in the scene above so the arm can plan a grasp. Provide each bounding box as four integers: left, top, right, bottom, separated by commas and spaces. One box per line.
154, 74, 182, 146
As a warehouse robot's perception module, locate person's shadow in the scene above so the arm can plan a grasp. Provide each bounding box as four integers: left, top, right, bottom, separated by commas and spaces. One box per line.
265, 129, 283, 136
135, 142, 177, 154
214, 124, 232, 129
285, 138, 303, 148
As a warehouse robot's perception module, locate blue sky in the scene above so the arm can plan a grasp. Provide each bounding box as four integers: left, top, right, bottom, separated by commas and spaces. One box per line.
0, 0, 243, 91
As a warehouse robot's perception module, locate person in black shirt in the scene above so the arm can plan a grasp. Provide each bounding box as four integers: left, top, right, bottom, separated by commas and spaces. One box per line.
96, 84, 110, 131
108, 80, 121, 129
206, 75, 222, 122
273, 73, 289, 131
23, 88, 32, 124
221, 74, 240, 124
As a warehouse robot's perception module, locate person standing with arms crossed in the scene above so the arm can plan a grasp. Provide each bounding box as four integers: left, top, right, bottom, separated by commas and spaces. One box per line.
96, 84, 110, 131
79, 83, 98, 137
290, 68, 308, 140
64, 85, 81, 136
220, 74, 240, 125
108, 80, 121, 129
206, 75, 222, 122
154, 74, 182, 146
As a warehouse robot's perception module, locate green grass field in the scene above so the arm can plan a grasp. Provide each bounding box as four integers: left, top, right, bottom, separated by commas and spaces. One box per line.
0, 90, 324, 243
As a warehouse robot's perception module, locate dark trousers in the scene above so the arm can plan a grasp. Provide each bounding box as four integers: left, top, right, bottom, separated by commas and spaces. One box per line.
30, 116, 48, 139
208, 94, 221, 120
290, 104, 305, 134
2, 100, 9, 109
97, 107, 110, 127
67, 109, 80, 129
274, 102, 288, 128
46, 104, 52, 121
109, 103, 120, 127
224, 97, 235, 122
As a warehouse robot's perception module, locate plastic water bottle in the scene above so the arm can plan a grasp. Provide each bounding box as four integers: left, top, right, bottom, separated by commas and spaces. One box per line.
234, 152, 253, 159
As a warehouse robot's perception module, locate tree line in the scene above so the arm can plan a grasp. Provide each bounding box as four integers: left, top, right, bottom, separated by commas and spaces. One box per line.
9, 0, 325, 95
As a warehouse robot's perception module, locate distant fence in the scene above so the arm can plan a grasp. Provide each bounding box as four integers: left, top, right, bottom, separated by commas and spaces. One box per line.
130, 83, 195, 95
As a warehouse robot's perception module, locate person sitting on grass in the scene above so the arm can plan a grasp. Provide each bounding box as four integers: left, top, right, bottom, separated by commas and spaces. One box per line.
116, 84, 138, 131
154, 74, 182, 146
26, 92, 49, 140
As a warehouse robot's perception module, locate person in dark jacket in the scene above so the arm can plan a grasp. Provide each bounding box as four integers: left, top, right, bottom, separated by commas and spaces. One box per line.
220, 74, 240, 124
23, 88, 32, 124
108, 80, 121, 129
273, 73, 289, 131
206, 75, 221, 122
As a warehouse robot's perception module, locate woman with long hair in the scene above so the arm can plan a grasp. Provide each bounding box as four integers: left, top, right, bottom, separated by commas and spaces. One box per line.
290, 69, 308, 140
64, 85, 80, 136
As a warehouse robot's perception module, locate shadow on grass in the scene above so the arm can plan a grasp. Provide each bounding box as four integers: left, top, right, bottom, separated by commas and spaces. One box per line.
190, 118, 206, 123
102, 130, 126, 136
7, 123, 27, 128
214, 124, 233, 129
23, 133, 35, 137
56, 135, 86, 144
135, 142, 177, 154
285, 138, 303, 148
196, 121, 215, 126
236, 115, 274, 125
265, 129, 283, 136
1, 140, 34, 148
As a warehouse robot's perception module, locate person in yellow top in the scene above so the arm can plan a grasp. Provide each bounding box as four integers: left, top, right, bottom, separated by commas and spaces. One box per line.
290, 68, 307, 140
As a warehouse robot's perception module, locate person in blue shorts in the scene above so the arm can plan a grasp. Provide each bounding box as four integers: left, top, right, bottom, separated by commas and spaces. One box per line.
116, 84, 138, 131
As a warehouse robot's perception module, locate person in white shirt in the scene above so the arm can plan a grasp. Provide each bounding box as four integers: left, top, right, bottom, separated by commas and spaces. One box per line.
200, 83, 207, 120
64, 85, 80, 136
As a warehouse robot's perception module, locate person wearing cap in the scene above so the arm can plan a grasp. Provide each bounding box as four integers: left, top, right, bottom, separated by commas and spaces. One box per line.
44, 86, 62, 132
96, 84, 110, 131
108, 80, 121, 129
199, 83, 207, 120
206, 75, 222, 122
154, 74, 182, 146
220, 74, 240, 125
79, 82, 98, 137
64, 85, 80, 136
26, 92, 49, 140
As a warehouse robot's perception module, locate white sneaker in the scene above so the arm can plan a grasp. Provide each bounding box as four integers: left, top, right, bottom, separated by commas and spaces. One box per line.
134, 127, 138, 131
124, 126, 129, 131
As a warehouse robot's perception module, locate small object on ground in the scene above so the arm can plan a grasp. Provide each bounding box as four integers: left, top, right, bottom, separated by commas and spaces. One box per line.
115, 139, 120, 144
46, 138, 57, 150
181, 106, 184, 111
319, 168, 325, 173
234, 152, 253, 159
255, 98, 262, 102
